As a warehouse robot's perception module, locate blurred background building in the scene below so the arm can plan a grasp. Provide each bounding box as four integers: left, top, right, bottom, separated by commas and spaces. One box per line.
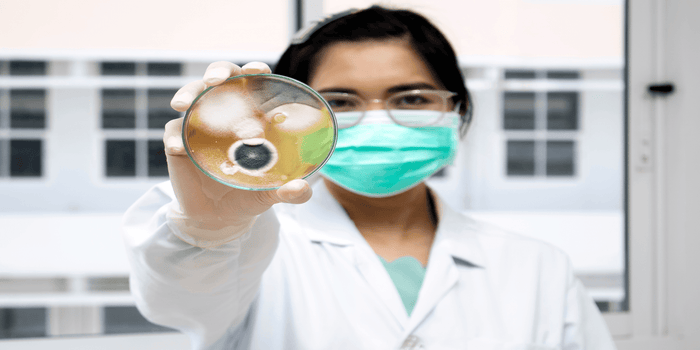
0, 0, 625, 342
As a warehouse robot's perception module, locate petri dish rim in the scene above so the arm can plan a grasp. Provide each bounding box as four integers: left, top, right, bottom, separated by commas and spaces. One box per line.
182, 73, 338, 191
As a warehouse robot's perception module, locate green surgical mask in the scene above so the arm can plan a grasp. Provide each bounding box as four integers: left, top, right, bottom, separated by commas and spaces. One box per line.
320, 110, 459, 197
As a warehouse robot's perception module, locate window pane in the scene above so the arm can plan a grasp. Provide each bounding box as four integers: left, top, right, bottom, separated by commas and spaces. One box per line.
103, 306, 175, 334
505, 69, 536, 79
148, 140, 168, 177
10, 90, 46, 129
105, 140, 136, 177
10, 140, 42, 177
102, 89, 136, 129
9, 61, 46, 76
547, 92, 578, 130
547, 70, 580, 79
546, 140, 575, 176
0, 308, 46, 339
100, 62, 136, 76
147, 62, 181, 76
148, 89, 179, 129
504, 92, 536, 130
507, 140, 535, 176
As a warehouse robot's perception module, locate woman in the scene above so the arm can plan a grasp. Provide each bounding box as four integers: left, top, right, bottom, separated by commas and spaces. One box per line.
123, 6, 616, 350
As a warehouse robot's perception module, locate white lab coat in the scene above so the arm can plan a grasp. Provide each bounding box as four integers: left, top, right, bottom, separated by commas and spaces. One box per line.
122, 181, 616, 350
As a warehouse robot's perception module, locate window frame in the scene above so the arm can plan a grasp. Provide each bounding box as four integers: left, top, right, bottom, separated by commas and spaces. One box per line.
0, 61, 49, 181
501, 72, 581, 179
98, 62, 181, 180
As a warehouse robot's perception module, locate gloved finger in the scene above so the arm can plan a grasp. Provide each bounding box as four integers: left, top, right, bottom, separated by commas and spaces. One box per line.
171, 80, 207, 112
241, 62, 272, 75
163, 118, 186, 156
275, 179, 313, 204
203, 61, 242, 86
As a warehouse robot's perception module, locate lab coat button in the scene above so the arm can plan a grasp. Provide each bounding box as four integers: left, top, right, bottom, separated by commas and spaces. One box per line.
400, 335, 423, 349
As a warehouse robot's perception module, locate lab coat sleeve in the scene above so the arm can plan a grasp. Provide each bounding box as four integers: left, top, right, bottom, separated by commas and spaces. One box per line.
121, 182, 280, 349
562, 271, 617, 350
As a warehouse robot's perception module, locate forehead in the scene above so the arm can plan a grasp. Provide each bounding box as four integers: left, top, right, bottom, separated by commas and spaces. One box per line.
308, 40, 444, 93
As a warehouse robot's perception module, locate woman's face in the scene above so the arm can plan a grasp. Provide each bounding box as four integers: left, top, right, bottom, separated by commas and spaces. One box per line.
308, 40, 445, 109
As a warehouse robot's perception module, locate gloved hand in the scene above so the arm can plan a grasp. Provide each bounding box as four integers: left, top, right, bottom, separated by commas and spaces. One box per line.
164, 61, 313, 248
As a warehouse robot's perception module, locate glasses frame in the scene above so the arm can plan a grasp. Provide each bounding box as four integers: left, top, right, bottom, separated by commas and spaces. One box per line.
320, 89, 458, 129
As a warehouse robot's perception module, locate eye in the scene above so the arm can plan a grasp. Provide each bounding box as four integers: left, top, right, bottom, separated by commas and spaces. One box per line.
322, 95, 360, 112
398, 95, 429, 106
390, 92, 443, 110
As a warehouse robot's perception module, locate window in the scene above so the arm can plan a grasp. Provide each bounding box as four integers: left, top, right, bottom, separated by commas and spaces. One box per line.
100, 62, 136, 76
9, 61, 46, 76
503, 70, 579, 177
100, 62, 182, 178
103, 307, 174, 334
147, 62, 181, 76
0, 308, 47, 339
0, 61, 47, 178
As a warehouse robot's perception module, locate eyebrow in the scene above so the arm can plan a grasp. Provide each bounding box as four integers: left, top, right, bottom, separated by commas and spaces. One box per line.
316, 83, 439, 95
387, 83, 439, 94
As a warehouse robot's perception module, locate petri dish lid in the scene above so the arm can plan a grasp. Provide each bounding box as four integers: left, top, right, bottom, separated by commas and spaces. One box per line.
183, 73, 337, 190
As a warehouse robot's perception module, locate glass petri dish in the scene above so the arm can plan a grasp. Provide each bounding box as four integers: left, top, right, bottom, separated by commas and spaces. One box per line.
183, 73, 337, 190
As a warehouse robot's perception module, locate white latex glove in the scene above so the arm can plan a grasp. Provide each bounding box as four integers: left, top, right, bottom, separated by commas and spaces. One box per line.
164, 62, 313, 248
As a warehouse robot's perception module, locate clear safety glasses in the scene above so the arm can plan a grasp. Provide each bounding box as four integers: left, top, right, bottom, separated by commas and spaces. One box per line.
319, 89, 458, 129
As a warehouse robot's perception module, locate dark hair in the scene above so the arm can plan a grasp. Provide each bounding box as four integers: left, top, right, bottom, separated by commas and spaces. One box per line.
274, 5, 473, 136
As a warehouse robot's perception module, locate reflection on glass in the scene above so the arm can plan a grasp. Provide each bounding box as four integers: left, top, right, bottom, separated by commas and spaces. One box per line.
147, 62, 181, 76
546, 140, 575, 176
10, 90, 46, 129
105, 140, 136, 177
504, 92, 536, 130
9, 61, 46, 76
100, 62, 136, 76
148, 140, 168, 177
103, 306, 175, 335
102, 89, 136, 129
10, 139, 42, 177
505, 69, 536, 79
184, 74, 336, 190
547, 92, 578, 130
507, 140, 535, 176
0, 308, 46, 338
547, 71, 580, 80
148, 89, 179, 129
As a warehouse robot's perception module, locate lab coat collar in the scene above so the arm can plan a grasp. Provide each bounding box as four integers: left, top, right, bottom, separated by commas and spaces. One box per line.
296, 180, 488, 331
296, 180, 366, 246
430, 191, 487, 269
298, 180, 487, 268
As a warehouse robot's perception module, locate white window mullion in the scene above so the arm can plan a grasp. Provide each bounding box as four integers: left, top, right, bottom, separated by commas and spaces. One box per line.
0, 88, 9, 129
0, 138, 8, 177
135, 61, 148, 176
136, 138, 148, 178
535, 75, 548, 176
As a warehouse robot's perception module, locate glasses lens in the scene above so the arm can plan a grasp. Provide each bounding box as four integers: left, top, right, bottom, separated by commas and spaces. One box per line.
321, 93, 364, 128
321, 93, 363, 113
332, 111, 363, 129
388, 91, 446, 111
388, 91, 447, 126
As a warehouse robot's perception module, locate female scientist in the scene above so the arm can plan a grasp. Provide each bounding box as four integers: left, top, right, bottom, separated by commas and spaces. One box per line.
122, 6, 616, 350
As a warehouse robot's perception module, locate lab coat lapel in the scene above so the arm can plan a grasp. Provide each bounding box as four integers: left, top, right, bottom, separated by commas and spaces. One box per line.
403, 191, 487, 336
297, 181, 409, 327
403, 238, 459, 335
354, 247, 410, 325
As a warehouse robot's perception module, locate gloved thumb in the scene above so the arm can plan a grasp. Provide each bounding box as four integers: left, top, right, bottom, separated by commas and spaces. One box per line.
271, 179, 313, 204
